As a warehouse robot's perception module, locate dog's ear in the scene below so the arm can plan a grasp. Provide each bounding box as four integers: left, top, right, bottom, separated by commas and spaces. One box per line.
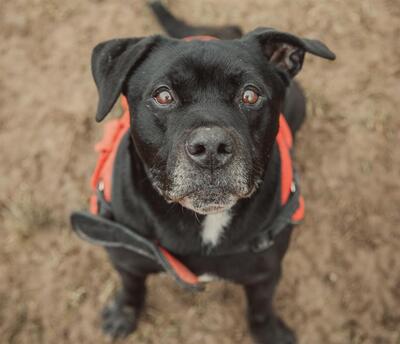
91, 35, 162, 122
245, 28, 335, 80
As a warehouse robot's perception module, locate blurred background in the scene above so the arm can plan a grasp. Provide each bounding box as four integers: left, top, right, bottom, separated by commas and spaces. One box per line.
1, 0, 399, 343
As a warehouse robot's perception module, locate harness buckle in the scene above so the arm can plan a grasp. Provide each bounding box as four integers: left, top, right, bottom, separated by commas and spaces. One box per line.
250, 234, 274, 253
290, 181, 296, 193
98, 180, 105, 192
95, 181, 113, 219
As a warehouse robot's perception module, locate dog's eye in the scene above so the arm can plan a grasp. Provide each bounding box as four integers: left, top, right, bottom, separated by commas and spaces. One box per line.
242, 89, 259, 105
154, 88, 174, 105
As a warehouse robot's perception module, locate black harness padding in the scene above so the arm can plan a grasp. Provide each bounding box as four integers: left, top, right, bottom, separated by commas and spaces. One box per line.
71, 211, 204, 291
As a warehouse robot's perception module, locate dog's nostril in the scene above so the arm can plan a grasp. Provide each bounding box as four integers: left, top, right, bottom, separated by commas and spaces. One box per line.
185, 127, 235, 168
217, 143, 232, 155
187, 143, 206, 156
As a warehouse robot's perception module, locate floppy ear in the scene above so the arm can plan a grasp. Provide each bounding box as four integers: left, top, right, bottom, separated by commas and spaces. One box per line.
91, 35, 162, 122
246, 28, 335, 80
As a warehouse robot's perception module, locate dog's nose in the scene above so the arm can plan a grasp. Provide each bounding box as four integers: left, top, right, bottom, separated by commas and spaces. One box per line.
185, 127, 234, 168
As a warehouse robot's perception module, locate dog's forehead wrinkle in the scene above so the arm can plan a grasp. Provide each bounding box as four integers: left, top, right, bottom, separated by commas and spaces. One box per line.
155, 45, 250, 81
178, 41, 264, 73
143, 49, 273, 106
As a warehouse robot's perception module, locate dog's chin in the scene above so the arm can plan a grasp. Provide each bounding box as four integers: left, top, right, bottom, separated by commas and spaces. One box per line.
178, 194, 239, 215
159, 181, 260, 214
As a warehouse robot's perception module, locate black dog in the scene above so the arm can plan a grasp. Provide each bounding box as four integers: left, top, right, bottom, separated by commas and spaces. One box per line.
72, 1, 335, 342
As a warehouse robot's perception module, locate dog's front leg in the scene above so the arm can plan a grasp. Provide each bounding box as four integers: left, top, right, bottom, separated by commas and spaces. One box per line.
245, 273, 296, 344
102, 266, 147, 339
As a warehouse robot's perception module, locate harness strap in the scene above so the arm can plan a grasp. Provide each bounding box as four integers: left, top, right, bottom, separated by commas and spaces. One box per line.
183, 35, 217, 42
90, 97, 130, 213
277, 115, 294, 205
276, 114, 305, 222
71, 211, 203, 291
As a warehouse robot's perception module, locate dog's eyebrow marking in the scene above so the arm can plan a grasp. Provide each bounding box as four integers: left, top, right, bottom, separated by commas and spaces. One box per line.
201, 211, 232, 247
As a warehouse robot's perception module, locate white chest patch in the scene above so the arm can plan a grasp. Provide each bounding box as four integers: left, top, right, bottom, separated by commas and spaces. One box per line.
201, 211, 232, 247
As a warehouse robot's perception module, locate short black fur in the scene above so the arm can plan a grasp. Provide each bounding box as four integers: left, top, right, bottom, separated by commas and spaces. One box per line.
80, 1, 335, 343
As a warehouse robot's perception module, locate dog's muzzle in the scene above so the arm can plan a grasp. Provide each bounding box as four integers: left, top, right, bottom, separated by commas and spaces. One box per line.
161, 126, 255, 214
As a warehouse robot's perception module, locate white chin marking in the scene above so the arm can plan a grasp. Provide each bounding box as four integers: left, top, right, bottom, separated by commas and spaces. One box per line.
201, 210, 232, 247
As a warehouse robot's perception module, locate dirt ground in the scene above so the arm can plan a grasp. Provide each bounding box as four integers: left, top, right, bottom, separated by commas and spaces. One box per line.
1, 0, 399, 343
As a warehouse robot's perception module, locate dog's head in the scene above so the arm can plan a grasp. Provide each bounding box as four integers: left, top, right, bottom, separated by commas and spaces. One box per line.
91, 29, 334, 214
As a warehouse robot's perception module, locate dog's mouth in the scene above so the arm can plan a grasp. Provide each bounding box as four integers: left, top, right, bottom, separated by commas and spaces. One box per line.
147, 158, 262, 214
179, 198, 235, 215
161, 183, 257, 214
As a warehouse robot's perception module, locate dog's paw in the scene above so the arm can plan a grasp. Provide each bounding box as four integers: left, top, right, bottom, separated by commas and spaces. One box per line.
250, 317, 297, 344
101, 296, 139, 339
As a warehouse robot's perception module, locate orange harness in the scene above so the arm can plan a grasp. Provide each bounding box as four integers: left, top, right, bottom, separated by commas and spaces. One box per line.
76, 96, 305, 290
72, 36, 304, 291
89, 96, 130, 214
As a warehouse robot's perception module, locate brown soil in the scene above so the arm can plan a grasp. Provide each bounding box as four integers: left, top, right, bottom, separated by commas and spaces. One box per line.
1, 0, 399, 343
